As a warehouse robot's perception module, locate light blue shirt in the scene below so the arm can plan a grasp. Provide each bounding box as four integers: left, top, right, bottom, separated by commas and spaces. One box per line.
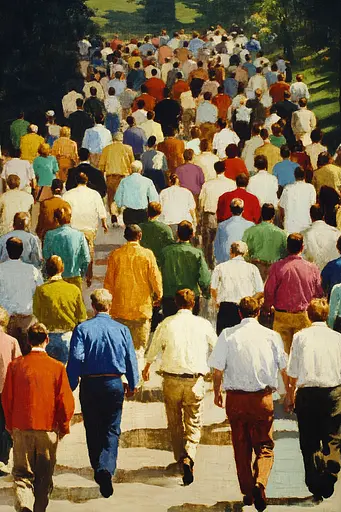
0, 230, 42, 268
82, 124, 112, 154
196, 101, 218, 125
328, 283, 341, 328
107, 78, 127, 97
114, 173, 159, 210
273, 160, 298, 187
188, 38, 204, 57
214, 216, 254, 264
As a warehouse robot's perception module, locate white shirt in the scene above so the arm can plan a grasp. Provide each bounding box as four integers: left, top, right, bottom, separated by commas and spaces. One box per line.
291, 108, 316, 135
241, 135, 264, 174
248, 74, 268, 93
104, 96, 122, 116
159, 186, 195, 225
2, 159, 34, 190
180, 90, 196, 110
211, 256, 264, 304
247, 170, 279, 206
279, 181, 316, 234
213, 128, 240, 159
185, 138, 201, 156
101, 47, 113, 61
0, 259, 43, 315
305, 142, 327, 170
83, 81, 105, 100
254, 57, 270, 68
208, 317, 287, 391
62, 90, 83, 118
193, 152, 220, 182
235, 105, 252, 122
132, 109, 148, 126
302, 220, 340, 270
287, 323, 341, 388
199, 174, 235, 213
145, 65, 161, 79
264, 113, 281, 131
63, 185, 107, 233
290, 81, 310, 103
0, 189, 34, 235
146, 309, 217, 375
161, 62, 173, 83
182, 60, 197, 80
140, 119, 164, 144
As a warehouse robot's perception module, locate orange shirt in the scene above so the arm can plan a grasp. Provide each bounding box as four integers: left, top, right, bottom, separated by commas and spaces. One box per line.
269, 81, 290, 104
224, 157, 249, 180
145, 77, 166, 102
2, 351, 74, 434
212, 93, 232, 121
158, 137, 185, 173
172, 80, 190, 101
132, 93, 156, 112
189, 68, 209, 84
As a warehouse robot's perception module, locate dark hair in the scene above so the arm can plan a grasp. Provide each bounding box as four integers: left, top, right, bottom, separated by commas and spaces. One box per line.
147, 135, 156, 147
147, 202, 162, 218
294, 166, 305, 181
51, 179, 63, 194
239, 297, 261, 318
76, 98, 84, 108
311, 129, 323, 144
175, 289, 195, 310
284, 90, 291, 99
28, 323, 48, 347
251, 123, 261, 136
236, 173, 249, 187
217, 118, 227, 129
230, 199, 244, 216
147, 111, 155, 120
75, 172, 88, 185
337, 235, 341, 254
126, 115, 135, 127
310, 203, 324, 222
226, 144, 239, 158
271, 123, 282, 136
214, 161, 225, 174
137, 99, 145, 109
199, 139, 209, 152
45, 255, 64, 277
261, 203, 275, 221
169, 173, 180, 186
317, 152, 330, 168
54, 205, 72, 225
298, 97, 307, 108
13, 212, 30, 230
280, 145, 290, 159
94, 113, 104, 124
203, 91, 212, 101
177, 220, 193, 241
307, 298, 329, 323
151, 68, 158, 76
89, 86, 97, 96
79, 147, 90, 161
6, 237, 23, 259
254, 155, 268, 170
260, 128, 269, 140
184, 149, 194, 161
124, 224, 142, 241
287, 233, 303, 254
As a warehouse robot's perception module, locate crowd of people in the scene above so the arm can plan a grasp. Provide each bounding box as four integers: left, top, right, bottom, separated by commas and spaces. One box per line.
0, 21, 341, 512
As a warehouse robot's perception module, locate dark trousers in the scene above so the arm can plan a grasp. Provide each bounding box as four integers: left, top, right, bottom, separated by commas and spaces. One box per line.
217, 302, 241, 335
295, 386, 341, 496
123, 208, 148, 225
202, 212, 217, 270
80, 377, 124, 477
0, 396, 12, 464
163, 296, 200, 318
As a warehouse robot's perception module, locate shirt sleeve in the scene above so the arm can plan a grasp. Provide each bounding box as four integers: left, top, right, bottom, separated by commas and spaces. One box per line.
76, 291, 87, 324
114, 180, 124, 208
272, 332, 288, 371
147, 180, 159, 203
55, 366, 75, 435
34, 268, 44, 286
253, 266, 264, 294
79, 234, 91, 276
1, 362, 14, 432
198, 250, 211, 298
148, 252, 163, 301
67, 325, 85, 391
328, 285, 341, 328
96, 192, 107, 219
123, 327, 139, 390
208, 332, 228, 371
30, 236, 43, 268
287, 334, 300, 378
145, 320, 166, 363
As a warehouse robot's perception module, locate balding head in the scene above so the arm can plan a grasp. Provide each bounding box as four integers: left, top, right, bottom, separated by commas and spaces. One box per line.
131, 161, 143, 174
13, 212, 30, 231
230, 240, 248, 258
45, 256, 64, 277
230, 198, 244, 216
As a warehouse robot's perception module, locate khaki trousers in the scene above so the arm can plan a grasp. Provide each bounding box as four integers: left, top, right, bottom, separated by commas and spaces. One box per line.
273, 310, 311, 354
8, 314, 36, 355
114, 318, 151, 351
12, 429, 58, 512
106, 175, 125, 210
163, 375, 205, 462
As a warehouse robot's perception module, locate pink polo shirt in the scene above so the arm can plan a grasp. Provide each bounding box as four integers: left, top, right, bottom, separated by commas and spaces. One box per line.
0, 331, 21, 393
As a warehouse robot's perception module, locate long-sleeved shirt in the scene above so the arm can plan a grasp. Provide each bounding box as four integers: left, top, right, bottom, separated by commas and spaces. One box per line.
82, 124, 112, 154
322, 257, 341, 298
139, 219, 174, 266
104, 242, 162, 320
67, 313, 139, 391
0, 260, 43, 315
0, 190, 34, 236
3, 351, 74, 434
302, 220, 340, 270
123, 127, 147, 156
0, 230, 42, 268
63, 185, 107, 234
114, 173, 159, 210
243, 222, 287, 264
264, 254, 323, 312
195, 101, 218, 125
0, 332, 21, 393
247, 170, 279, 206
214, 216, 254, 264
43, 225, 90, 278
159, 242, 211, 298
99, 141, 134, 177
176, 163, 205, 196
33, 278, 87, 332
217, 188, 261, 224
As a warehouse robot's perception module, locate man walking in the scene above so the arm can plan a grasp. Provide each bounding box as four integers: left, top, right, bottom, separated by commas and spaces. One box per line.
2, 323, 74, 512
209, 297, 288, 511
67, 289, 139, 498
142, 289, 217, 485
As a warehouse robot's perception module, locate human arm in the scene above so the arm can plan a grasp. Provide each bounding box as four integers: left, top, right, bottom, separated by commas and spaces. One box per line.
263, 265, 277, 312
198, 251, 211, 298
79, 233, 91, 276
66, 326, 85, 391
143, 321, 166, 380
123, 327, 139, 391
147, 180, 160, 204
75, 290, 87, 324
327, 285, 341, 328
1, 363, 14, 434
30, 236, 43, 268
55, 366, 75, 437
148, 253, 163, 303
32, 288, 42, 323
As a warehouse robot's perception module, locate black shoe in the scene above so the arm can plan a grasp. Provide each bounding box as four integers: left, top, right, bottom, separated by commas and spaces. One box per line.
252, 483, 267, 512
312, 494, 323, 504
321, 472, 337, 499
95, 469, 113, 498
20, 508, 33, 512
182, 457, 194, 486
243, 495, 253, 506
111, 214, 118, 225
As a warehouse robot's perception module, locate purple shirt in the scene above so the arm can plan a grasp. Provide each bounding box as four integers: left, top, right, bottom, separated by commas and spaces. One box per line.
176, 163, 205, 196
123, 127, 147, 156
264, 254, 323, 312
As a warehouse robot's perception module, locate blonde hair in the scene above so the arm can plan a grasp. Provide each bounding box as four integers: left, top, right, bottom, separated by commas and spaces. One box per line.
239, 97, 247, 106
91, 289, 113, 312
0, 307, 9, 329
38, 143, 51, 157
60, 126, 71, 138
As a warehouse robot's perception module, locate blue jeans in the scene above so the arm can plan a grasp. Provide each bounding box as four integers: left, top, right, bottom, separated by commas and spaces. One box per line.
0, 396, 12, 464
80, 377, 124, 477
46, 332, 72, 364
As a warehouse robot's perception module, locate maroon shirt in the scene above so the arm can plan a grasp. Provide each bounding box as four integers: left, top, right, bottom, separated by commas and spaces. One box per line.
217, 187, 261, 223
264, 254, 323, 312
176, 163, 205, 196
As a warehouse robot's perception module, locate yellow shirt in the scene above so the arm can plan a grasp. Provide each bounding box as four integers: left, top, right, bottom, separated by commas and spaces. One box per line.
312, 164, 341, 194
255, 142, 282, 174
98, 141, 134, 176
20, 133, 45, 163
104, 242, 163, 320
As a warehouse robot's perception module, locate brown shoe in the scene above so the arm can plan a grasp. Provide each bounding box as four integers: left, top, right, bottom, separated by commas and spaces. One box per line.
252, 483, 267, 512
182, 457, 194, 486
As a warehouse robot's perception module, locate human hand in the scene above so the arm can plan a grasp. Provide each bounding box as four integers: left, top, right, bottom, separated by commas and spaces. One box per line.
142, 367, 150, 382
125, 387, 137, 398
214, 392, 224, 408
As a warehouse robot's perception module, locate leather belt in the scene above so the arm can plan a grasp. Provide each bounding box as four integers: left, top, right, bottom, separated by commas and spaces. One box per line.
82, 373, 122, 378
275, 308, 305, 314
227, 386, 273, 395
163, 371, 204, 379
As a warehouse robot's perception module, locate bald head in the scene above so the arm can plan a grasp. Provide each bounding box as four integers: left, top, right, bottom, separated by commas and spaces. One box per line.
230, 240, 248, 257
230, 198, 244, 216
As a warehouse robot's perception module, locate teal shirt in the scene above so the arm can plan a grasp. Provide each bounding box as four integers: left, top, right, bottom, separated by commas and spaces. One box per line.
10, 119, 30, 149
43, 225, 90, 278
33, 155, 59, 186
243, 221, 287, 263
328, 284, 341, 328
269, 134, 286, 148
159, 242, 211, 298
139, 219, 174, 266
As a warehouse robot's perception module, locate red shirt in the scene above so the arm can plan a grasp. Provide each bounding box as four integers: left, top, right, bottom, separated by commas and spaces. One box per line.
217, 187, 261, 224
172, 80, 190, 101
269, 81, 290, 104
224, 157, 249, 180
145, 77, 166, 102
110, 38, 123, 51
212, 93, 232, 121
264, 255, 323, 312
132, 93, 156, 112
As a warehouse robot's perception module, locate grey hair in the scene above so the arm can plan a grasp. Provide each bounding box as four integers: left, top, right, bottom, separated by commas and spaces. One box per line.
131, 160, 143, 173
0, 307, 9, 329
91, 289, 113, 312
230, 240, 248, 256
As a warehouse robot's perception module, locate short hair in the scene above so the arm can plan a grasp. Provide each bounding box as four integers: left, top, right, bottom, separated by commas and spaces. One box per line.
217, 118, 227, 129
94, 113, 104, 124
124, 224, 142, 241
337, 235, 341, 254
175, 289, 195, 310
131, 160, 143, 173
239, 297, 261, 318
79, 147, 90, 161
108, 87, 116, 96
190, 126, 201, 139
254, 155, 268, 170
310, 203, 324, 222
137, 99, 145, 109
7, 174, 20, 189
203, 92, 212, 101
260, 128, 269, 140
147, 135, 157, 147
287, 233, 303, 255
177, 220, 193, 241
214, 161, 225, 174
169, 173, 180, 185
294, 166, 305, 181
277, 73, 285, 81
317, 152, 330, 167
271, 63, 278, 72
261, 203, 275, 221
307, 298, 329, 323
6, 237, 23, 259
236, 173, 249, 187
147, 110, 155, 120
271, 123, 282, 136
28, 323, 48, 347
51, 179, 63, 194
151, 68, 158, 76
199, 139, 210, 152
298, 97, 307, 108
255, 88, 262, 99
54, 205, 72, 225
184, 149, 194, 161
45, 255, 64, 277
13, 212, 30, 230
75, 172, 88, 185
280, 145, 290, 159
147, 202, 162, 218
225, 144, 239, 158
76, 98, 84, 108
256, 66, 262, 74
284, 90, 291, 99
311, 129, 323, 143
134, 61, 141, 69
0, 307, 10, 329
230, 198, 244, 216
60, 126, 71, 138
251, 123, 261, 136
91, 288, 113, 312
126, 115, 135, 127
38, 143, 51, 157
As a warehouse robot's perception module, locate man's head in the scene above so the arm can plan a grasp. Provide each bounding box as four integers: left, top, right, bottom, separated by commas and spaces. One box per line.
280, 145, 290, 159
251, 123, 261, 137
310, 204, 324, 222
261, 203, 275, 222
203, 92, 212, 102
294, 166, 305, 182
225, 144, 239, 159
254, 154, 268, 171
54, 205, 72, 226
151, 68, 158, 77
78, 147, 90, 162
230, 198, 244, 216
0, 307, 9, 332
7, 174, 20, 190
147, 202, 162, 219
28, 124, 38, 134
51, 179, 63, 195
124, 224, 142, 242
147, 110, 155, 121
287, 233, 303, 255
217, 118, 227, 130
45, 255, 64, 277
177, 221, 193, 242
317, 152, 331, 168
214, 161, 225, 175
260, 128, 269, 141
90, 86, 97, 97
236, 173, 249, 188
91, 288, 113, 313
184, 149, 194, 162
283, 90, 291, 101
239, 296, 261, 319
76, 98, 84, 109
126, 115, 136, 128
13, 212, 30, 231
75, 172, 89, 186
298, 97, 308, 108
311, 129, 323, 144
6, 237, 23, 260
28, 323, 49, 348
175, 289, 195, 311
296, 73, 303, 82
137, 99, 145, 110
131, 160, 143, 174
199, 138, 210, 153
108, 87, 116, 97
307, 298, 329, 323
147, 135, 157, 148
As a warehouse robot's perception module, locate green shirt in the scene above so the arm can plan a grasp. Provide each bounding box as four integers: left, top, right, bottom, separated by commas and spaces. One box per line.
242, 221, 287, 263
269, 134, 286, 148
10, 119, 30, 150
159, 242, 211, 298
139, 219, 174, 266
33, 278, 87, 331
33, 155, 59, 186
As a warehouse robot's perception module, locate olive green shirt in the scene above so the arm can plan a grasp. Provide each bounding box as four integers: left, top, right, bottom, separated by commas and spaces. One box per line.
243, 221, 287, 263
139, 219, 174, 266
10, 119, 30, 150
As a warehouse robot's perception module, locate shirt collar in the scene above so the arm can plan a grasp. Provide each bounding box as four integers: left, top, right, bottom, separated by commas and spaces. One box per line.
127, 241, 140, 246
231, 255, 245, 261
311, 322, 327, 327
176, 309, 193, 315
97, 312, 110, 317
240, 317, 258, 325
49, 275, 62, 281
31, 347, 46, 352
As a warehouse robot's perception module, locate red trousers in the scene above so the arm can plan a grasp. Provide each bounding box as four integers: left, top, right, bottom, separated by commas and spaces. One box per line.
226, 390, 275, 497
